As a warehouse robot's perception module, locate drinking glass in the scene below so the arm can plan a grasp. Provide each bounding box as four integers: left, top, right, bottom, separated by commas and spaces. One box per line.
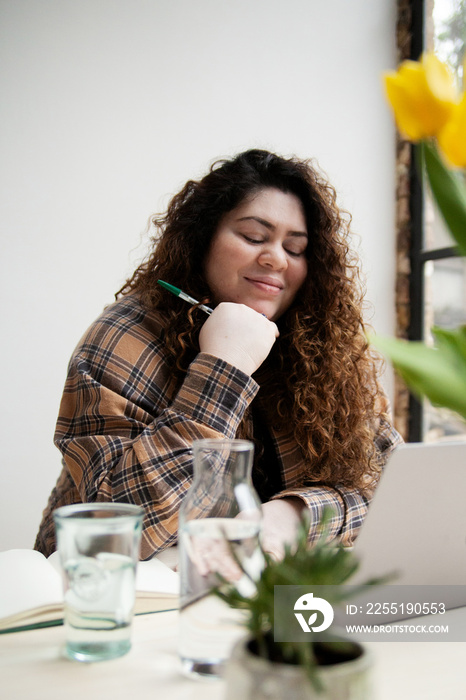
53, 502, 144, 662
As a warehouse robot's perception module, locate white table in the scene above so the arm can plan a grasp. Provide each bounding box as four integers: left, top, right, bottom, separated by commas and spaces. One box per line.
1, 607, 466, 699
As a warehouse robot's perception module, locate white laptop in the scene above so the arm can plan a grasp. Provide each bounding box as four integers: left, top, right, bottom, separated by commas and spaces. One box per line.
350, 441, 466, 617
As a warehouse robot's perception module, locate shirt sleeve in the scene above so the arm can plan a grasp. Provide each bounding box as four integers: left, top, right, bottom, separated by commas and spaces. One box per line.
55, 349, 258, 560
269, 417, 404, 546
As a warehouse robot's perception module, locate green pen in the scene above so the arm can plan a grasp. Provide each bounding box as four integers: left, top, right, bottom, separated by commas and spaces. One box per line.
157, 280, 213, 315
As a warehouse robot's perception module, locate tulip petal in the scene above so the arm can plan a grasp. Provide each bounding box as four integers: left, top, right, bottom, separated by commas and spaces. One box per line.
384, 53, 457, 141
385, 66, 432, 140
423, 53, 458, 103
438, 92, 466, 168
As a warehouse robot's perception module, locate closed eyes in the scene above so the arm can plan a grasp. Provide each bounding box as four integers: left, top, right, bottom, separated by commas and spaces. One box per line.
241, 234, 306, 257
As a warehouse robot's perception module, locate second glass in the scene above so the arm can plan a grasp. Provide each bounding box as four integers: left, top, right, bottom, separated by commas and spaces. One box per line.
178, 439, 263, 678
53, 502, 144, 662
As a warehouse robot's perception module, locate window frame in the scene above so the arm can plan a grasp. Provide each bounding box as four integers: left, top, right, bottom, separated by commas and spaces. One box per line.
405, 0, 462, 441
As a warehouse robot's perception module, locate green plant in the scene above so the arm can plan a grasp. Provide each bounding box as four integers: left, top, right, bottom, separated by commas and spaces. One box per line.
213, 510, 386, 693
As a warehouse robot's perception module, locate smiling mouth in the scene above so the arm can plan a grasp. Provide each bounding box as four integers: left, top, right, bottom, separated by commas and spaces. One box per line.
245, 277, 283, 295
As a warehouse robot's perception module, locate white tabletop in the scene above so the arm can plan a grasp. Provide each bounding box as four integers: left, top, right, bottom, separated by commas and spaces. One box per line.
1, 607, 466, 700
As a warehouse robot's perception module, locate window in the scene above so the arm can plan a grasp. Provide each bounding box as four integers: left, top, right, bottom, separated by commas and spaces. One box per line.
408, 0, 466, 441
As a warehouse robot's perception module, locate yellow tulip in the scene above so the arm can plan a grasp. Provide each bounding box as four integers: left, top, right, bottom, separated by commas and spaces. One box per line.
438, 91, 466, 167
384, 53, 458, 141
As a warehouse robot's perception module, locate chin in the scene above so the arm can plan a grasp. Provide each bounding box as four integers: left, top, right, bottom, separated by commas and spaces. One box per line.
246, 302, 274, 316
228, 296, 281, 320
257, 307, 280, 321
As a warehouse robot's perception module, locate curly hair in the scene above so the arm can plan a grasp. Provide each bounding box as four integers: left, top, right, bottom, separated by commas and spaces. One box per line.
117, 149, 389, 494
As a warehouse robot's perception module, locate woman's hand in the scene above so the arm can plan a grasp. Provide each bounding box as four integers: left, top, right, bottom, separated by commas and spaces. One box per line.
260, 497, 307, 560
199, 302, 279, 376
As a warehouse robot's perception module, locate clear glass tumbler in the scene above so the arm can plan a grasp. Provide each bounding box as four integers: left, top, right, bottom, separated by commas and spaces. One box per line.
178, 439, 263, 679
53, 502, 144, 662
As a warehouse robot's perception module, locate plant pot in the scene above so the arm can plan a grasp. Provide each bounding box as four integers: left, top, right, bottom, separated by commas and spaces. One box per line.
224, 635, 373, 700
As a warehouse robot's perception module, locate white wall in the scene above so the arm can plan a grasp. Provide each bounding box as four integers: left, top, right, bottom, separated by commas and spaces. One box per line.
0, 0, 397, 550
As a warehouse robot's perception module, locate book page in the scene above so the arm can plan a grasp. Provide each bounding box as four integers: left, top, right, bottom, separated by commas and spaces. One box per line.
0, 549, 180, 632
136, 557, 179, 595
134, 558, 179, 613
0, 550, 63, 620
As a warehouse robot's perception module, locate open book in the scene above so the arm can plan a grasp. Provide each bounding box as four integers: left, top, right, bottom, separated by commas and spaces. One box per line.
0, 549, 179, 634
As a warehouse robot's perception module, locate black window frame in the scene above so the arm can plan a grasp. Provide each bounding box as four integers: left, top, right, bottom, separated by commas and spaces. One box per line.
407, 0, 462, 441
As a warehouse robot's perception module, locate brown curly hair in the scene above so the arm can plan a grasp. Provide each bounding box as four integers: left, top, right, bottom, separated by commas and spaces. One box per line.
117, 149, 389, 494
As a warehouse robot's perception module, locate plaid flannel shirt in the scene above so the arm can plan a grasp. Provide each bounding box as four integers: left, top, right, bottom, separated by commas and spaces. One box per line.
34, 295, 403, 560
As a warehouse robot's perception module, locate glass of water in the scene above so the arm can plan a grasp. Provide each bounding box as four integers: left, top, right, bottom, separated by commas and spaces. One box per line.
53, 502, 144, 662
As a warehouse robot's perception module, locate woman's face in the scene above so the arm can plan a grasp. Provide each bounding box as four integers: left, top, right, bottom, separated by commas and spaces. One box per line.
204, 187, 308, 321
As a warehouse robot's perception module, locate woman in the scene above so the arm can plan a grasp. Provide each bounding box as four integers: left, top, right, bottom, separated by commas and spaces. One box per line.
35, 149, 402, 561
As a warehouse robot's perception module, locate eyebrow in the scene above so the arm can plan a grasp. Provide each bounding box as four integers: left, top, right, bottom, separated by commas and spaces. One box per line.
236, 215, 308, 237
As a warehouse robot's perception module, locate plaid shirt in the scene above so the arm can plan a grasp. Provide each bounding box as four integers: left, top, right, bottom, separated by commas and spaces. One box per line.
35, 295, 403, 560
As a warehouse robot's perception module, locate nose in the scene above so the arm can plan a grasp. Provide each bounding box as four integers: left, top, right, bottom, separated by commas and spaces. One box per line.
258, 243, 288, 270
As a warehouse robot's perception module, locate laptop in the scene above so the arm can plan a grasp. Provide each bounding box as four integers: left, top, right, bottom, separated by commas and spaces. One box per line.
350, 441, 466, 617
